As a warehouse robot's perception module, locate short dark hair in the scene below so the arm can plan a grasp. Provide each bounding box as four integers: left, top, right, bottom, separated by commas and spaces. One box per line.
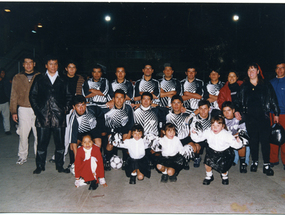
210, 115, 227, 129
171, 94, 183, 104
65, 59, 77, 68
0, 68, 5, 73
163, 123, 177, 135
221, 101, 235, 111
141, 92, 153, 100
114, 89, 126, 98
131, 124, 144, 137
44, 55, 58, 64
22, 55, 35, 62
198, 100, 210, 108
73, 95, 86, 106
227, 70, 239, 78
92, 64, 103, 70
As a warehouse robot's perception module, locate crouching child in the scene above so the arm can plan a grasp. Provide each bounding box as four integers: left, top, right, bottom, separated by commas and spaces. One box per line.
74, 134, 107, 190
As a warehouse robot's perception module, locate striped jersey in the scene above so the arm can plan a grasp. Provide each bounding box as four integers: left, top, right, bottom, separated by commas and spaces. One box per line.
159, 76, 182, 107
181, 78, 204, 110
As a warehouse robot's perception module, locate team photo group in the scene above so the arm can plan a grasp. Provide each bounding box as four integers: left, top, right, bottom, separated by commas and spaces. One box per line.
6, 55, 285, 191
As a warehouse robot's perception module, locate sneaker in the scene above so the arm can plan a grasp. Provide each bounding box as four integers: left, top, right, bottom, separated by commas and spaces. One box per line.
161, 174, 169, 183
16, 158, 27, 165
263, 164, 274, 176
49, 159, 56, 163
88, 180, 98, 190
250, 161, 258, 172
240, 163, 247, 173
203, 175, 214, 185
193, 156, 201, 168
183, 162, 190, 170
129, 176, 136, 184
169, 174, 177, 182
104, 161, 111, 171
68, 163, 75, 175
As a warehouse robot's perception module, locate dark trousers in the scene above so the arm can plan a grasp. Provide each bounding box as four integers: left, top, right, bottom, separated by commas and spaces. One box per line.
246, 114, 271, 164
36, 127, 65, 169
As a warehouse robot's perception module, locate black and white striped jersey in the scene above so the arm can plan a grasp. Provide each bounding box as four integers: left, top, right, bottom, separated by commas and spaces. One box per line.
181, 78, 204, 110
188, 114, 211, 137
82, 77, 111, 108
69, 106, 105, 143
134, 76, 160, 104
225, 118, 247, 136
165, 109, 194, 140
109, 79, 134, 105
159, 76, 182, 107
134, 106, 160, 136
204, 80, 224, 109
104, 104, 134, 135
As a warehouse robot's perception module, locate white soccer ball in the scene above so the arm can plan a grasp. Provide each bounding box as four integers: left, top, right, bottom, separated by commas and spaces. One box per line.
110, 155, 123, 170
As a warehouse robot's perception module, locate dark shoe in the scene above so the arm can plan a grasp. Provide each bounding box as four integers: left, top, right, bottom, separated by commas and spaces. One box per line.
232, 162, 236, 166
222, 178, 229, 185
49, 158, 56, 163
183, 162, 190, 170
221, 173, 229, 185
33, 166, 45, 174
161, 174, 169, 183
263, 164, 274, 176
193, 156, 201, 168
57, 166, 70, 173
104, 161, 111, 171
5, 131, 11, 135
169, 174, 177, 182
129, 176, 136, 184
270, 162, 279, 167
122, 161, 126, 170
203, 175, 214, 185
240, 163, 247, 173
284, 164, 285, 170
250, 161, 258, 172
88, 180, 98, 190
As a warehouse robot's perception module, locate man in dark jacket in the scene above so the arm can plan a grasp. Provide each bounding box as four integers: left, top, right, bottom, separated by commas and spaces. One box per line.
29, 55, 73, 174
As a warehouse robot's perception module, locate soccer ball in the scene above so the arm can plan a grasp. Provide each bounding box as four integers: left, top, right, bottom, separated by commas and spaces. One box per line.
110, 155, 123, 170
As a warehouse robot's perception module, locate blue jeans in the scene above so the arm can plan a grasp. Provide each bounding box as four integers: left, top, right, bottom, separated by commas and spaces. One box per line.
233, 146, 250, 165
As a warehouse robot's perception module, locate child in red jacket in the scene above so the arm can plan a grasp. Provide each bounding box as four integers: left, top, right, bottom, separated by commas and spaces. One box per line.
74, 134, 107, 190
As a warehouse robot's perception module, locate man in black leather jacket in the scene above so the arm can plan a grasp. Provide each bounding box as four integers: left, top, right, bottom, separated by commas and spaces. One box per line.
29, 55, 73, 174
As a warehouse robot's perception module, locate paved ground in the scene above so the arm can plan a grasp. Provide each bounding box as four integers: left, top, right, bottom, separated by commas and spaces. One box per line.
1, 118, 285, 213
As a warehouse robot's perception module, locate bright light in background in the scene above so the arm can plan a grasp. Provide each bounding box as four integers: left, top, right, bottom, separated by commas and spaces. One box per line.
4, 8, 11, 12
32, 30, 36, 34
233, 15, 239, 21
105, 15, 111, 22
37, 23, 42, 28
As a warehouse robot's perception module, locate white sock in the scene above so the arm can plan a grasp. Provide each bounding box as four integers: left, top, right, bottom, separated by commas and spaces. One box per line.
205, 171, 213, 179
131, 172, 137, 176
221, 172, 228, 179
162, 169, 167, 174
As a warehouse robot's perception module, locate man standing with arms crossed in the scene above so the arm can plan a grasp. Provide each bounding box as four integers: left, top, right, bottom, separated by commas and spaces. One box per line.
30, 55, 72, 174
10, 56, 39, 165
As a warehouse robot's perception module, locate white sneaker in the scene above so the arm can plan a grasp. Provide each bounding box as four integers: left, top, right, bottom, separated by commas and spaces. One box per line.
68, 163, 75, 175
16, 158, 27, 165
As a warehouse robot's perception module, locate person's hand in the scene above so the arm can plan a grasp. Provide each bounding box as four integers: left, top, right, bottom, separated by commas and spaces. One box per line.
12, 114, 18, 123
274, 116, 279, 124
234, 112, 242, 121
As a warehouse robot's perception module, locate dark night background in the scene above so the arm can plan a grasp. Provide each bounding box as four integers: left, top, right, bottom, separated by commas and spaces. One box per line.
0, 2, 285, 82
